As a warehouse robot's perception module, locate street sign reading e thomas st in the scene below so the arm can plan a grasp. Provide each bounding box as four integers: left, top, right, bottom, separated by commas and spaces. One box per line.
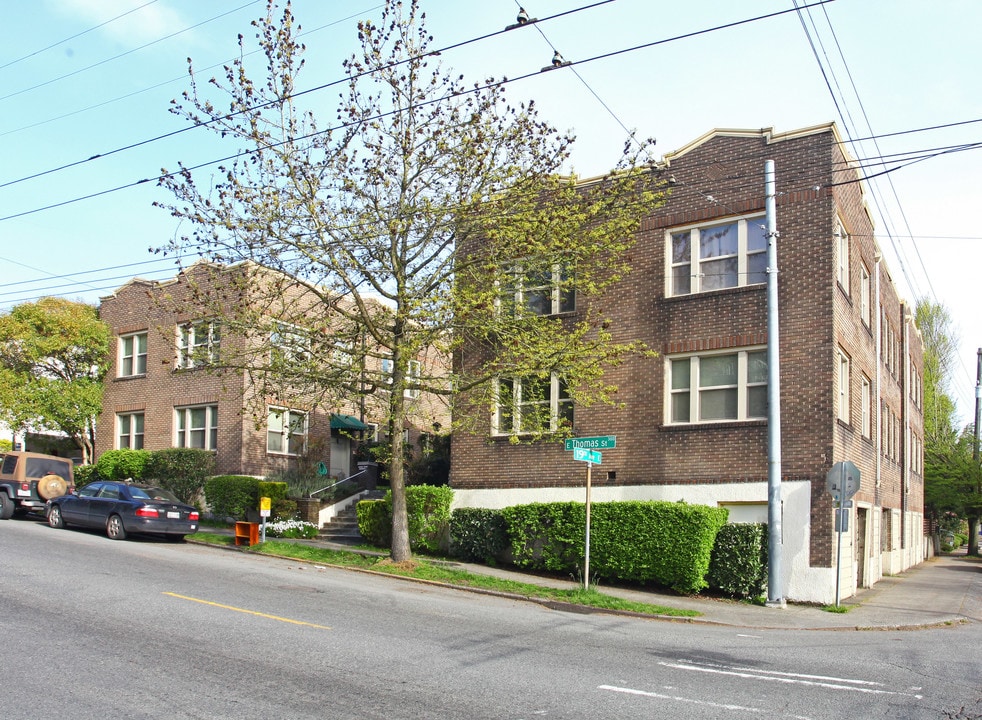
564, 436, 616, 451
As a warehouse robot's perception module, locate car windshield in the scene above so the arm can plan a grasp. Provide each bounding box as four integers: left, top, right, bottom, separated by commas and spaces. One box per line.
129, 486, 180, 503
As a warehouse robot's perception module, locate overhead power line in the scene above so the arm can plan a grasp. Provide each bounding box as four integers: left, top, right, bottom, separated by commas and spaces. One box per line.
0, 0, 161, 71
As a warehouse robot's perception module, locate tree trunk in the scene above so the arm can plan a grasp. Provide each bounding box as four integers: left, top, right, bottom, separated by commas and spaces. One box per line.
968, 516, 980, 556
389, 358, 411, 563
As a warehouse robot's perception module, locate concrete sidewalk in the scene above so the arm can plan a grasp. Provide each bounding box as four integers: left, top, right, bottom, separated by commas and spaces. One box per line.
430, 548, 982, 630
200, 529, 982, 630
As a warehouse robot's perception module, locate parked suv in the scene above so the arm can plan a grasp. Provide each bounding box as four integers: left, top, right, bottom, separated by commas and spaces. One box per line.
0, 451, 75, 519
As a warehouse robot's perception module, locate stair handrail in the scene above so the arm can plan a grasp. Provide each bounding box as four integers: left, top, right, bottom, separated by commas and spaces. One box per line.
308, 466, 369, 499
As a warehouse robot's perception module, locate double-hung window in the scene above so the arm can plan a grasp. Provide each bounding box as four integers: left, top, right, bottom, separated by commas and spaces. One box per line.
119, 332, 147, 377
175, 405, 218, 450
837, 348, 851, 423
177, 320, 220, 369
835, 216, 850, 292
117, 412, 145, 449
271, 322, 310, 365
267, 407, 307, 455
859, 263, 871, 327
669, 216, 767, 296
499, 262, 575, 315
861, 374, 872, 438
668, 349, 767, 423
493, 374, 573, 435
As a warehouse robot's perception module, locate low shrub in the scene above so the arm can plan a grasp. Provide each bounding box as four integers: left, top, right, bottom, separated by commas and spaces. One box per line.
204, 475, 261, 520
706, 523, 768, 598
449, 508, 509, 563
501, 500, 728, 594
356, 485, 454, 553
145, 448, 215, 505
357, 498, 390, 547
72, 464, 101, 488
95, 449, 152, 480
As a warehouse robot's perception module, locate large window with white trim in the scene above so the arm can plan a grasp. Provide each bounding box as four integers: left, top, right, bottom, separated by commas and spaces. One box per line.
667, 349, 767, 424
668, 216, 767, 296
499, 262, 575, 315
119, 332, 147, 377
175, 404, 218, 450
267, 407, 307, 455
117, 412, 145, 449
177, 320, 220, 369
493, 374, 573, 435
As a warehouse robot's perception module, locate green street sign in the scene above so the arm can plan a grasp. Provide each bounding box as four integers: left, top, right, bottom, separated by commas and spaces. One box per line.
573, 447, 602, 464
564, 435, 616, 451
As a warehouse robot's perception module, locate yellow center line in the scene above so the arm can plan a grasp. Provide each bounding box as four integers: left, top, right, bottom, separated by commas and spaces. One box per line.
163, 592, 332, 630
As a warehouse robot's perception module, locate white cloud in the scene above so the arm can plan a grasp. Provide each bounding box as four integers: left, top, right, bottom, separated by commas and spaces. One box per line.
47, 0, 187, 46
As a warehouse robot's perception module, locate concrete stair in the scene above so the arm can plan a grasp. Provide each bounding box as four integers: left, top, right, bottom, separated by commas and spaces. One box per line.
318, 489, 385, 544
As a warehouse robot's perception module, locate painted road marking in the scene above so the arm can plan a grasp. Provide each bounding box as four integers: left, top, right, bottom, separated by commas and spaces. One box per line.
658, 660, 923, 699
598, 685, 784, 716
163, 592, 332, 630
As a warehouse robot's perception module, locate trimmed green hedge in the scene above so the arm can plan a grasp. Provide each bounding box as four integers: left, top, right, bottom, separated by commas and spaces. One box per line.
449, 508, 509, 563
204, 475, 261, 520
258, 481, 294, 520
356, 485, 454, 554
145, 448, 215, 505
95, 449, 152, 480
706, 523, 768, 598
501, 500, 728, 594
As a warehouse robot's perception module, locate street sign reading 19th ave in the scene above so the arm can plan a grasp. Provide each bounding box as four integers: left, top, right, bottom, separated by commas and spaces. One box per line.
573, 447, 602, 465
564, 435, 616, 451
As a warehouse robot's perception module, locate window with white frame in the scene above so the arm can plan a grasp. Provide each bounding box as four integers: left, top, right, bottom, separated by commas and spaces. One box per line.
837, 348, 851, 423
859, 263, 871, 327
175, 404, 218, 450
667, 349, 767, 424
405, 359, 421, 399
499, 261, 575, 315
861, 374, 872, 438
835, 216, 849, 292
668, 216, 767, 296
117, 412, 145, 449
177, 320, 220, 369
267, 407, 307, 455
493, 374, 573, 435
270, 322, 310, 365
119, 332, 147, 377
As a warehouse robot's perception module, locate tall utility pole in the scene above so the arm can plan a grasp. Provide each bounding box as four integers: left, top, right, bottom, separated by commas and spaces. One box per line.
972, 348, 981, 556
765, 160, 785, 607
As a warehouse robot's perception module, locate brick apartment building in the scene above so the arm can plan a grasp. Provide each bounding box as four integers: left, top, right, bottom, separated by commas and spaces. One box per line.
96, 261, 448, 481
450, 123, 926, 604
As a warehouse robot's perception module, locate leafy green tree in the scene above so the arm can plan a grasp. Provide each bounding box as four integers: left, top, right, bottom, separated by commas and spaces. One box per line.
155, 1, 660, 562
0, 298, 109, 463
916, 298, 979, 554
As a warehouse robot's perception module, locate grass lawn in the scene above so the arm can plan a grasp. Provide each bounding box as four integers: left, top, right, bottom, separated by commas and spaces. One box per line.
191, 532, 700, 618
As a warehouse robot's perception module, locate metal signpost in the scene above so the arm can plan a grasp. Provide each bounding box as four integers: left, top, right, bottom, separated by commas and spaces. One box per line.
826, 461, 860, 606
566, 436, 614, 590
259, 496, 271, 543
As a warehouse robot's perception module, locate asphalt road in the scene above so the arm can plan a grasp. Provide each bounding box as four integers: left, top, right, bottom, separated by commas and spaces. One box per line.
2, 517, 979, 719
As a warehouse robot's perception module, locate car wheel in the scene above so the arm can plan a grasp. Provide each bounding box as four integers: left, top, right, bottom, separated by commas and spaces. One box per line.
48, 505, 65, 529
0, 492, 13, 520
106, 514, 127, 541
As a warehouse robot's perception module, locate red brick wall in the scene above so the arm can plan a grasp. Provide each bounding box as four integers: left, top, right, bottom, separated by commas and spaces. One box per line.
450, 126, 925, 568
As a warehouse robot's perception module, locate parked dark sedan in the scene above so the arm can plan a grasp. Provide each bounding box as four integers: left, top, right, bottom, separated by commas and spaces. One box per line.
47, 481, 199, 541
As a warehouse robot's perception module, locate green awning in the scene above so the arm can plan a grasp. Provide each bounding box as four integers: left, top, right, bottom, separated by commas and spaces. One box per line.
330, 413, 370, 431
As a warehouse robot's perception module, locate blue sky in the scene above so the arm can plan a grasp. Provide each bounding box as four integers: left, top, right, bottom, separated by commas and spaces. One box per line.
1, 0, 980, 423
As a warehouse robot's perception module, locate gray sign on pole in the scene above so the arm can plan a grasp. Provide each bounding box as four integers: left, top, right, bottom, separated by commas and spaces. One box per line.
826, 460, 860, 501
